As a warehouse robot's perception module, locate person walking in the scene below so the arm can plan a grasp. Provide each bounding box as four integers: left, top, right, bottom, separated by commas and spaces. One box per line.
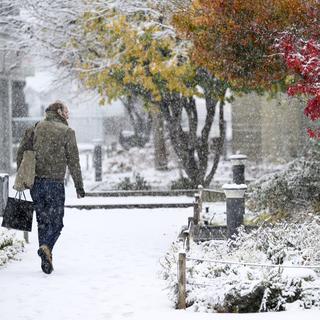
17, 101, 85, 274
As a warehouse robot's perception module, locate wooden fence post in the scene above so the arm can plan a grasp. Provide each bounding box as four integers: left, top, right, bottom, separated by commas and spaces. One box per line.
185, 233, 190, 252
182, 230, 190, 252
177, 251, 186, 309
188, 217, 194, 240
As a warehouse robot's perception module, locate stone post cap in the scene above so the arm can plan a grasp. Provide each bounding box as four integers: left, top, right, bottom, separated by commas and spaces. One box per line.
229, 154, 247, 165
222, 183, 247, 198
0, 173, 9, 178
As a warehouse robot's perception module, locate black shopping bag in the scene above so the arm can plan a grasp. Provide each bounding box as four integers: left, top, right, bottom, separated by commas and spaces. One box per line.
1, 194, 34, 232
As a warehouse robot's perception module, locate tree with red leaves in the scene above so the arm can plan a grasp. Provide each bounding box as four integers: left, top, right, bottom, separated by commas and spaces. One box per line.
174, 0, 320, 138
278, 34, 320, 137
172, 0, 314, 91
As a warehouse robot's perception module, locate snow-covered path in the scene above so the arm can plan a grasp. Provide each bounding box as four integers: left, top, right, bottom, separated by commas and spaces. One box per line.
1, 207, 320, 320
0, 208, 190, 320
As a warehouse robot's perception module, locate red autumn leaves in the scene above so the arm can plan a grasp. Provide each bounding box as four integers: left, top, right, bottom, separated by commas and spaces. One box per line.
173, 0, 320, 138
279, 35, 320, 137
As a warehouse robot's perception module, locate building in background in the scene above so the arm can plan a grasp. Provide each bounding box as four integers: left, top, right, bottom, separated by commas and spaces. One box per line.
0, 5, 34, 173
232, 93, 310, 163
24, 66, 129, 147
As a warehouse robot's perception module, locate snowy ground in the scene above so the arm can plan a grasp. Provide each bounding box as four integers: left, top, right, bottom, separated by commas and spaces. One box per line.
1, 204, 320, 320
77, 143, 286, 191
0, 206, 191, 320
1, 145, 314, 319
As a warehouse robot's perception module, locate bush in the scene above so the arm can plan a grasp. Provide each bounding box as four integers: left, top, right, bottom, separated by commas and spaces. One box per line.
160, 220, 320, 312
115, 173, 151, 190
246, 146, 320, 215
0, 229, 25, 266
170, 177, 195, 190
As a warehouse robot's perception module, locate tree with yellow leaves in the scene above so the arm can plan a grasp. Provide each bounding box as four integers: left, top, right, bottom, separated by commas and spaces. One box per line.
72, 9, 228, 187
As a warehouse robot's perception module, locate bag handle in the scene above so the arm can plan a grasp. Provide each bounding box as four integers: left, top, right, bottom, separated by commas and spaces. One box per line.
15, 191, 27, 201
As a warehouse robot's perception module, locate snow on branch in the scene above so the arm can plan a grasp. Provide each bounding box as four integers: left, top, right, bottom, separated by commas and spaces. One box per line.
0, 0, 191, 82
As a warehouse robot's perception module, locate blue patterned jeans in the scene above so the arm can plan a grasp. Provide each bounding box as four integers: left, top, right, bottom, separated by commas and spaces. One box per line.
31, 177, 65, 251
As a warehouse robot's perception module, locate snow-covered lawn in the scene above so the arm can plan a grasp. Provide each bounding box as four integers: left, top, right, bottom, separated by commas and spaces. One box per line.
0, 205, 319, 320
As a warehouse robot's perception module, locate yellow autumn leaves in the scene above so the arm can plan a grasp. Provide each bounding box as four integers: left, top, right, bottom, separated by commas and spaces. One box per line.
73, 11, 197, 105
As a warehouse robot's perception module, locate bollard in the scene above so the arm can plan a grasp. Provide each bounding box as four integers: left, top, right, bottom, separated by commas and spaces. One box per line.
223, 183, 247, 238
229, 154, 247, 185
93, 141, 103, 182
0, 173, 9, 217
197, 185, 203, 215
193, 194, 200, 225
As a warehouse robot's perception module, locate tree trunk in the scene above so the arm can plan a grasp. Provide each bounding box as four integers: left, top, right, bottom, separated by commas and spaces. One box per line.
204, 100, 225, 186
159, 76, 227, 188
119, 95, 152, 149
152, 111, 168, 170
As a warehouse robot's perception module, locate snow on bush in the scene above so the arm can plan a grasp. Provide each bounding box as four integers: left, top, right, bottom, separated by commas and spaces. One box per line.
0, 229, 25, 266
246, 146, 320, 215
160, 220, 320, 312
115, 173, 151, 190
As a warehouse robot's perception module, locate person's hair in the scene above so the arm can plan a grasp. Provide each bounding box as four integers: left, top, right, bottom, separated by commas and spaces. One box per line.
45, 101, 66, 113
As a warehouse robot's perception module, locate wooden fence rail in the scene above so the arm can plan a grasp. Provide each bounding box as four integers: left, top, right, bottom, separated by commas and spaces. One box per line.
86, 189, 224, 199
65, 203, 194, 210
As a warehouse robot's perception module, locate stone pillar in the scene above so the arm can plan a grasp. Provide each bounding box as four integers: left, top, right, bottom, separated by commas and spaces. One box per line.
0, 78, 12, 173
230, 154, 247, 185
223, 184, 247, 238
